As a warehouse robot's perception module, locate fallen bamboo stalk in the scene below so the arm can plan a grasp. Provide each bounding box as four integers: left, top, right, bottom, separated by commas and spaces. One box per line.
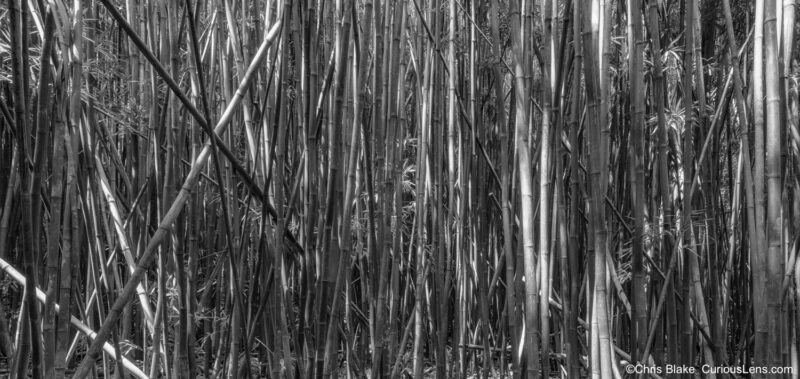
71, 14, 283, 379
0, 257, 148, 379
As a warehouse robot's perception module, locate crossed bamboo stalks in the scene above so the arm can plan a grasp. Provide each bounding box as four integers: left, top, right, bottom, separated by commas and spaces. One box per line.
59, 1, 284, 376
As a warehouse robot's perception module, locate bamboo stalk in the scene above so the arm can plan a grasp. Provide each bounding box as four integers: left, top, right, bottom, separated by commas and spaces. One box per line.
0, 258, 148, 379
72, 21, 283, 378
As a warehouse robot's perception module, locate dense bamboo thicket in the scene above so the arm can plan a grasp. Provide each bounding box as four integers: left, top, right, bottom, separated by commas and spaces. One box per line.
1, 0, 799, 378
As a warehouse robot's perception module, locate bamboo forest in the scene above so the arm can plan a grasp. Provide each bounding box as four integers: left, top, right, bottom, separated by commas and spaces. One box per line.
2, 0, 800, 377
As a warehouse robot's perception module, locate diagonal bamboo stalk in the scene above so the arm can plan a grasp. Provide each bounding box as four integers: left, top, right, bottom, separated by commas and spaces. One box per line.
0, 258, 148, 379
95, 0, 301, 254
71, 19, 283, 379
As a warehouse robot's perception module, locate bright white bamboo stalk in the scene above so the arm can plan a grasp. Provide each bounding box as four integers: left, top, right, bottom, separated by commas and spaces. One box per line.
71, 19, 282, 379
0, 258, 148, 379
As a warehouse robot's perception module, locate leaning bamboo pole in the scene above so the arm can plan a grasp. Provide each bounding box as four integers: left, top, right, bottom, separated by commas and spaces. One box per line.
0, 258, 148, 379
72, 18, 283, 378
